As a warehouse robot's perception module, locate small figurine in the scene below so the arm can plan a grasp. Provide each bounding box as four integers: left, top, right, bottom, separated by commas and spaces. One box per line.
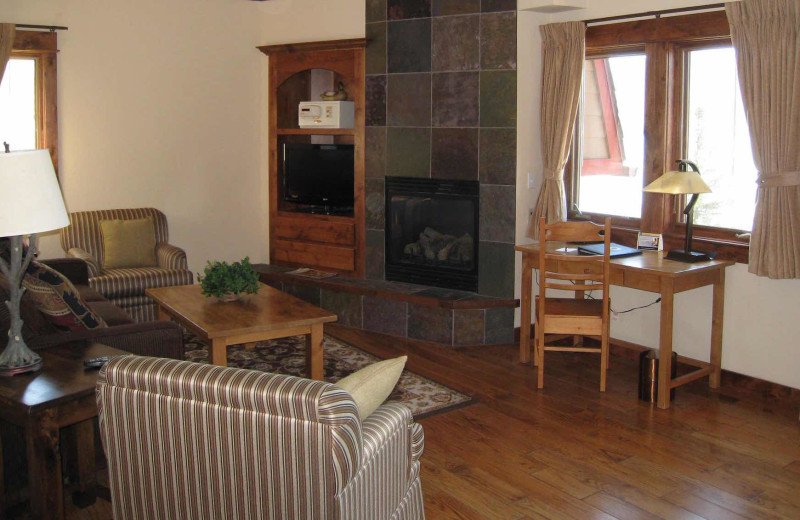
321, 81, 348, 101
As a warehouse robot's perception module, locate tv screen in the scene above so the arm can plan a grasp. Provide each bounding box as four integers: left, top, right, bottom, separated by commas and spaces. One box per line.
282, 143, 355, 210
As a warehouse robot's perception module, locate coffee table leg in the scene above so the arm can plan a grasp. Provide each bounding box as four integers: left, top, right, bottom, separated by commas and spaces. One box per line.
27, 409, 62, 520
210, 338, 227, 366
306, 324, 324, 381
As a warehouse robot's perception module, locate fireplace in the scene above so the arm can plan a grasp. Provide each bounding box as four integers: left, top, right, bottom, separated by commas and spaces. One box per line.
385, 177, 479, 292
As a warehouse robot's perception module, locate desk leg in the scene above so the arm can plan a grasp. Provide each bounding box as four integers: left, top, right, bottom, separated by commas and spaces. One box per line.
210, 338, 228, 366
306, 324, 324, 381
657, 279, 675, 410
520, 255, 533, 364
709, 269, 725, 388
27, 409, 62, 520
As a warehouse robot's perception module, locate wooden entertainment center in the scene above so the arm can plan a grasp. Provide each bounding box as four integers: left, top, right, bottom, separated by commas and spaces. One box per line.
258, 39, 367, 277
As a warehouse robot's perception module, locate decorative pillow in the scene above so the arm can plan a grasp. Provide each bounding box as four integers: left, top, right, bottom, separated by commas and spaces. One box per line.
100, 217, 157, 269
21, 261, 107, 332
335, 356, 407, 419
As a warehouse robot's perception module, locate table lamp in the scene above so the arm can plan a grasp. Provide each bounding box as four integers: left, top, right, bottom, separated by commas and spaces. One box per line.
643, 159, 715, 263
0, 150, 69, 376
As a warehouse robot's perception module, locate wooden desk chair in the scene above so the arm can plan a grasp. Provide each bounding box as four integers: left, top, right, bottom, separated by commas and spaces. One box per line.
535, 217, 611, 391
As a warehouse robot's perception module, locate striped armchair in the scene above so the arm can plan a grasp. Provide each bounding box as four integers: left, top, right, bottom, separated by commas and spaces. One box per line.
60, 208, 193, 322
96, 356, 425, 520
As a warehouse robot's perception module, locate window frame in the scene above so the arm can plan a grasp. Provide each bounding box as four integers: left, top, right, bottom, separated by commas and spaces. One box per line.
7, 30, 58, 174
567, 11, 750, 263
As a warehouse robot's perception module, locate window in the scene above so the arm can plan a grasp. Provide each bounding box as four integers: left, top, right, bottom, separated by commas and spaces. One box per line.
568, 11, 752, 261
685, 47, 757, 231
576, 54, 646, 219
0, 31, 58, 171
0, 58, 37, 150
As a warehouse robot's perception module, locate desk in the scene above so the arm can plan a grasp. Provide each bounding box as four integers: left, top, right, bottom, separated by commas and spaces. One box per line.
515, 243, 734, 409
0, 341, 127, 519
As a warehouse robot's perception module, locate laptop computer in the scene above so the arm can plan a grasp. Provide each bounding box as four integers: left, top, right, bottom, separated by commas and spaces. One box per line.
577, 242, 643, 258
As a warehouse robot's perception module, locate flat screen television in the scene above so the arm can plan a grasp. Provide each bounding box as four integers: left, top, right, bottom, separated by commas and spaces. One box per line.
282, 143, 355, 212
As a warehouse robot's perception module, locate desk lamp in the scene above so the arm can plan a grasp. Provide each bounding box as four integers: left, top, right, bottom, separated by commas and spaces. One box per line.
0, 150, 69, 376
643, 159, 715, 262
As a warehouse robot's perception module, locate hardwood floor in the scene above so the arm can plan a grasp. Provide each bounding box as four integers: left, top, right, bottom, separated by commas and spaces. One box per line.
62, 324, 800, 519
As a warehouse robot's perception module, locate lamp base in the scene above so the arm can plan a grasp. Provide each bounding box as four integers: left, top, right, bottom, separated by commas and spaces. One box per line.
0, 358, 43, 376
665, 249, 716, 263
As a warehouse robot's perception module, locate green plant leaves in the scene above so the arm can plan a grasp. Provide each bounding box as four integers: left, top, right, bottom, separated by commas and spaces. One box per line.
197, 256, 260, 298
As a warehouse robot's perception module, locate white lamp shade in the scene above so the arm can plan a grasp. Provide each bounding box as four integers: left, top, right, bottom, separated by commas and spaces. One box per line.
643, 169, 711, 195
0, 150, 69, 237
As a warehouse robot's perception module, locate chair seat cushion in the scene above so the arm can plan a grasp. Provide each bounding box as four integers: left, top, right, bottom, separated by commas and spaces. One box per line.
91, 268, 194, 299
87, 301, 135, 326
74, 284, 106, 302
21, 261, 108, 332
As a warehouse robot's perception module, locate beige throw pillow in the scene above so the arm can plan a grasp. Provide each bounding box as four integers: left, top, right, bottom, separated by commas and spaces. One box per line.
100, 217, 158, 269
335, 356, 407, 419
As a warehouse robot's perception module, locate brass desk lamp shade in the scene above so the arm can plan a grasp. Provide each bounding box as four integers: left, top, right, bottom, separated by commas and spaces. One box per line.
643, 159, 715, 262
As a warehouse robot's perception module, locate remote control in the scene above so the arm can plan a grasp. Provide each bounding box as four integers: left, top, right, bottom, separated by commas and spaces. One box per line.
84, 356, 112, 369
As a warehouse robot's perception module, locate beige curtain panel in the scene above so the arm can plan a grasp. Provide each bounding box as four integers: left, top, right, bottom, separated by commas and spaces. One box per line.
0, 24, 14, 84
527, 21, 585, 239
726, 0, 800, 278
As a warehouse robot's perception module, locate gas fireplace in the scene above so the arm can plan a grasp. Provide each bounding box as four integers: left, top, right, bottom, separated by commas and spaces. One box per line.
385, 177, 479, 292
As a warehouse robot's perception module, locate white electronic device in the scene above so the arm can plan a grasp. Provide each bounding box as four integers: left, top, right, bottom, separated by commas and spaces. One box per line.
298, 101, 355, 129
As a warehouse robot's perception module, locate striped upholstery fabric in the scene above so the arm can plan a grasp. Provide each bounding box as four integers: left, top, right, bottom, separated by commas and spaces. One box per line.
97, 357, 425, 520
60, 208, 192, 322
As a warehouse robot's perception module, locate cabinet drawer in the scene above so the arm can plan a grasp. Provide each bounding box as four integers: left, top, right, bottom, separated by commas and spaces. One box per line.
272, 239, 355, 272
273, 216, 355, 246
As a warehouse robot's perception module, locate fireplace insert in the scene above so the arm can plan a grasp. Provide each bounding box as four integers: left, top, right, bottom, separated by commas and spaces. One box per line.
385, 177, 479, 292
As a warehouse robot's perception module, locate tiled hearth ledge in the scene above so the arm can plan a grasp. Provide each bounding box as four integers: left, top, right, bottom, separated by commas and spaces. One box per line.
255, 264, 519, 347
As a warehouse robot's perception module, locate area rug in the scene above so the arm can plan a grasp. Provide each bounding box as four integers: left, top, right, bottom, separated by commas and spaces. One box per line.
183, 333, 475, 419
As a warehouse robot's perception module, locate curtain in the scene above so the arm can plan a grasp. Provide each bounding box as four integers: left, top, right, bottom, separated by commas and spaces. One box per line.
726, 1, 800, 278
527, 21, 585, 239
0, 24, 14, 84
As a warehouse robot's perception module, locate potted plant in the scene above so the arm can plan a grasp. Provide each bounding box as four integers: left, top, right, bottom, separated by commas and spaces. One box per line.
198, 257, 260, 302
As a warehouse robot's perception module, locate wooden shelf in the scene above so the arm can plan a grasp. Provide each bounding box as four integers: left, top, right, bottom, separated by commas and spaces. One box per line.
276, 128, 355, 136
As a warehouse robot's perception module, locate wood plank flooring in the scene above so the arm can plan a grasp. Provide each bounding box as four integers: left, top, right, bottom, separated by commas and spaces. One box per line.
60, 324, 800, 519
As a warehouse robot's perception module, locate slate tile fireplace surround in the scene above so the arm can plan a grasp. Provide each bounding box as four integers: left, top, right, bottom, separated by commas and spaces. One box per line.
365, 0, 518, 303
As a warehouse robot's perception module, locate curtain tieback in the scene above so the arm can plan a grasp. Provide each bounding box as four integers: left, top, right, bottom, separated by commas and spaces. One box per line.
542, 170, 564, 181
757, 171, 800, 187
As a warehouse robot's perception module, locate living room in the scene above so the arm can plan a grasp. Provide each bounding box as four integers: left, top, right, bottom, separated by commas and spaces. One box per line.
1, 0, 799, 518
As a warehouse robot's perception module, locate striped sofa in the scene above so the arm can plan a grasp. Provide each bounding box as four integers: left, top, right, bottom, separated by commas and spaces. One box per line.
60, 208, 193, 322
96, 356, 426, 520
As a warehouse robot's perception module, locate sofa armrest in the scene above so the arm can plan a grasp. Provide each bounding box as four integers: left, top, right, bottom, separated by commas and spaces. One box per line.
156, 243, 189, 271
30, 320, 184, 360
338, 403, 420, 518
66, 247, 102, 278
42, 257, 91, 285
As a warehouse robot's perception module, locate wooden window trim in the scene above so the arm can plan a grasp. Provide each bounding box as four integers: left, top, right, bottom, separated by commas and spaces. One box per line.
10, 30, 58, 175
568, 10, 749, 263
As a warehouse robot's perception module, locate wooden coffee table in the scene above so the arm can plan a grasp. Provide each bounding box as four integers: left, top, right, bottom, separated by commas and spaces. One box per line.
146, 283, 337, 380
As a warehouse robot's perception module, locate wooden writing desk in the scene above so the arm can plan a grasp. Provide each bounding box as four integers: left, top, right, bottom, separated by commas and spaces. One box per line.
516, 243, 734, 409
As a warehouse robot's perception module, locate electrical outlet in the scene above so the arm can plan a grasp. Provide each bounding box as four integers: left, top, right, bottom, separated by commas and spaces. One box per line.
528, 171, 536, 189
612, 311, 619, 321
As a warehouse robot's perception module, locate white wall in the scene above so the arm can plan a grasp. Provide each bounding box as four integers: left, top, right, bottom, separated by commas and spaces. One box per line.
1, 0, 364, 276
517, 0, 800, 389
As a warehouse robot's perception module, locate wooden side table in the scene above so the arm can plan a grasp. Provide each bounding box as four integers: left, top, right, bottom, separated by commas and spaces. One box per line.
0, 341, 127, 519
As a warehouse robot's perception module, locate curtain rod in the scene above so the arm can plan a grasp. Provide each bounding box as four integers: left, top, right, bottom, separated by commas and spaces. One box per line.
584, 3, 725, 25
14, 24, 68, 32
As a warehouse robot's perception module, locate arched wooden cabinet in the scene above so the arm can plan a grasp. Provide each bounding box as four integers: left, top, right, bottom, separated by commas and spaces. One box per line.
258, 39, 367, 277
